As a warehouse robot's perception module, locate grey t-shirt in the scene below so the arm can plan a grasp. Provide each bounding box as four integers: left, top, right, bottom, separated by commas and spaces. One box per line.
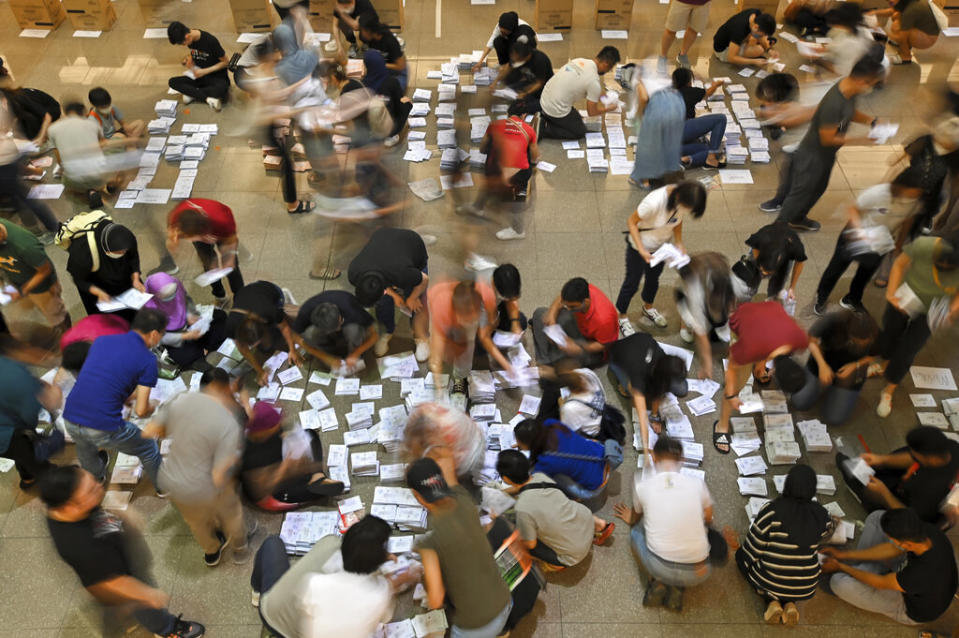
156, 392, 242, 502
797, 81, 856, 159
515, 473, 595, 566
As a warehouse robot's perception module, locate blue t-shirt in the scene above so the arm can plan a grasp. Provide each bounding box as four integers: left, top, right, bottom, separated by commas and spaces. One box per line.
532, 420, 605, 490
64, 332, 158, 432
0, 357, 41, 454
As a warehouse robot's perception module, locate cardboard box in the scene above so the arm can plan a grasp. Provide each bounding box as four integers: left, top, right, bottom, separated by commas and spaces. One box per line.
595, 0, 633, 28
63, 0, 117, 29
9, 0, 65, 29
62, 0, 110, 11
536, 0, 573, 30
308, 0, 336, 24
229, 0, 275, 31
376, 0, 404, 30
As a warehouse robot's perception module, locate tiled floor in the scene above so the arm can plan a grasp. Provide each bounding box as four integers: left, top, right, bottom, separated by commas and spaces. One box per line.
2, 0, 959, 637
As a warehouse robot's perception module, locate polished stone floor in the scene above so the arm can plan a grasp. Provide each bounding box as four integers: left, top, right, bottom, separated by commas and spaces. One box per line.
2, 0, 959, 636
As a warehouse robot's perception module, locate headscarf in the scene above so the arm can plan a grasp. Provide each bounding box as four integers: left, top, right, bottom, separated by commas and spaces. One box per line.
144, 272, 187, 331
273, 23, 318, 86
362, 49, 389, 94
100, 223, 136, 254
769, 464, 831, 547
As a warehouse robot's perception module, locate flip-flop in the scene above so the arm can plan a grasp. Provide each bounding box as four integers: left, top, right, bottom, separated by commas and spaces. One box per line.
288, 200, 315, 214
308, 266, 341, 280
712, 420, 731, 455
593, 522, 615, 546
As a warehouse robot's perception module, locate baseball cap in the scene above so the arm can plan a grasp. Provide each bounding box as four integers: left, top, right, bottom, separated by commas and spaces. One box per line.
405, 457, 451, 503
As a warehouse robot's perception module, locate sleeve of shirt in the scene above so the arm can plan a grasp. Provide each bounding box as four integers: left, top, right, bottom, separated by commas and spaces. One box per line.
114, 106, 124, 121
699, 480, 714, 509
895, 562, 926, 595
585, 76, 603, 103
515, 509, 538, 543
209, 34, 226, 59
138, 355, 159, 388
486, 25, 500, 49
786, 233, 807, 262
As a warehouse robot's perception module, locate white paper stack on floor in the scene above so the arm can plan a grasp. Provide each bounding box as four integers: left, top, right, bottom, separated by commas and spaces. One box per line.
474, 67, 497, 86
438, 85, 457, 102
586, 149, 608, 173
412, 88, 431, 102
682, 441, 704, 466
761, 390, 789, 414
469, 370, 496, 403
470, 116, 490, 143
148, 118, 175, 134
738, 477, 768, 496
437, 129, 457, 149
111, 453, 142, 485
583, 115, 603, 132
798, 419, 833, 452
373, 487, 428, 530
736, 455, 767, 476
827, 520, 857, 544
765, 440, 802, 465
345, 410, 373, 432
351, 451, 380, 477
279, 511, 340, 555
816, 474, 836, 495
470, 403, 496, 422
155, 99, 177, 118
745, 496, 771, 520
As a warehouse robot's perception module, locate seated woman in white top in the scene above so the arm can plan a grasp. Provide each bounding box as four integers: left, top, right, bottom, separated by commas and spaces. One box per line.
558, 368, 606, 437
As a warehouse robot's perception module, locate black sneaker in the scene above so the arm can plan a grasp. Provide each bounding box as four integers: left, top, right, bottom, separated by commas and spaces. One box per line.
165, 616, 205, 638
788, 218, 821, 232
87, 190, 103, 210
839, 296, 865, 313
204, 534, 229, 567
758, 200, 781, 213
813, 300, 827, 316
96, 450, 110, 483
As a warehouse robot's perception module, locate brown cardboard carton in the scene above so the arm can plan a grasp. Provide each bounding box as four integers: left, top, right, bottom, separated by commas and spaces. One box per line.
64, 0, 117, 29
61, 0, 110, 11
595, 0, 633, 28
376, 0, 404, 29
536, 0, 573, 30
138, 0, 174, 27
9, 0, 66, 29
230, 0, 275, 31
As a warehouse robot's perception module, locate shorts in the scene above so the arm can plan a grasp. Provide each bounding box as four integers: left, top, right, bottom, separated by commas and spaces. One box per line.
666, 0, 711, 34
714, 47, 730, 62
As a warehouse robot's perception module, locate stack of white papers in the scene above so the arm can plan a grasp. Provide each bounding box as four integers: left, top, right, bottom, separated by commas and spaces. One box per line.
745, 496, 771, 520
111, 453, 142, 485
469, 370, 496, 403
686, 395, 716, 416
351, 451, 380, 477
279, 511, 340, 555
438, 85, 457, 101
412, 88, 432, 102
473, 67, 497, 86
798, 419, 833, 452
470, 403, 497, 422
437, 129, 457, 149
816, 474, 837, 496
738, 477, 768, 497
148, 118, 175, 134
827, 520, 857, 544
765, 440, 801, 465
736, 455, 768, 476
154, 100, 178, 118
96, 288, 153, 313
682, 441, 704, 465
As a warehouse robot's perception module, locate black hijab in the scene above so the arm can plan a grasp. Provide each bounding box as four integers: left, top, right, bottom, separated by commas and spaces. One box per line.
769, 464, 831, 547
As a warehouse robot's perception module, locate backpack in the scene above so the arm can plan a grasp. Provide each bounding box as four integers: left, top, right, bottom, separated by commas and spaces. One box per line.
565, 398, 628, 446
54, 210, 111, 273
367, 95, 394, 139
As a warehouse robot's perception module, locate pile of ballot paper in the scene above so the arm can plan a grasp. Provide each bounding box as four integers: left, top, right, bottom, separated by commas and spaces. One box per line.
440, 148, 467, 171
372, 486, 429, 530
729, 417, 762, 456
351, 451, 380, 477
148, 118, 175, 134
279, 510, 341, 555
469, 370, 496, 403
798, 419, 833, 452
473, 66, 496, 86
111, 453, 142, 485
154, 99, 177, 118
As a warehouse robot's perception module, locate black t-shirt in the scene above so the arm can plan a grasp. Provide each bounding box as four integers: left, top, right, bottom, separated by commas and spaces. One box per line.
346, 0, 377, 20
226, 281, 286, 337
293, 290, 373, 334
347, 228, 428, 295
713, 9, 759, 52
48, 509, 132, 588
746, 224, 808, 267
896, 440, 959, 523
806, 312, 877, 380
190, 31, 227, 73
896, 523, 958, 622
680, 86, 706, 120
507, 49, 554, 96
798, 82, 856, 158
608, 332, 663, 395
369, 28, 403, 64
242, 433, 283, 471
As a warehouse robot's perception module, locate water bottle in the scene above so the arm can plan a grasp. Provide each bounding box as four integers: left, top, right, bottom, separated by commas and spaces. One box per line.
779, 289, 796, 316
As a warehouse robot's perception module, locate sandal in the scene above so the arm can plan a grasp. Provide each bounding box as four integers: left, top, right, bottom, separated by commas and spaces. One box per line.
288, 200, 315, 214
712, 420, 731, 455
642, 580, 669, 607
593, 522, 615, 545
308, 266, 341, 280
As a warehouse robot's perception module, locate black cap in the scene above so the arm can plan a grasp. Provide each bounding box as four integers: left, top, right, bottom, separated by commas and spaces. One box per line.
405, 457, 451, 503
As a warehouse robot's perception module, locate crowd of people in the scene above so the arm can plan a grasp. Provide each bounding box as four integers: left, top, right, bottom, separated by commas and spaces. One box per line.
1, 0, 959, 637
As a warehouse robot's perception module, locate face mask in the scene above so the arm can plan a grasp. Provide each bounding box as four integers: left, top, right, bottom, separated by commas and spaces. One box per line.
98, 107, 111, 115
510, 60, 525, 68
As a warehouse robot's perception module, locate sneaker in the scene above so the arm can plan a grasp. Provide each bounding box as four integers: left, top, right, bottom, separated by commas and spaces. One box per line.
643, 306, 667, 327
758, 199, 782, 213
348, 44, 358, 58
465, 253, 497, 272
231, 545, 252, 564
839, 296, 865, 313
788, 218, 821, 232
419, 233, 438, 246
251, 589, 261, 608
657, 56, 667, 75
149, 255, 180, 276
181, 94, 195, 105
643, 580, 668, 607
676, 53, 691, 68
37, 232, 55, 246
156, 489, 169, 499
714, 323, 731, 342
414, 339, 430, 362
53, 164, 62, 179
664, 585, 684, 612
876, 391, 893, 418
206, 97, 222, 112
204, 535, 229, 567
450, 377, 469, 411
163, 616, 205, 638
87, 190, 103, 210
495, 227, 526, 241
618, 317, 637, 337
374, 333, 392, 357
383, 134, 401, 148
813, 300, 826, 316
679, 327, 694, 344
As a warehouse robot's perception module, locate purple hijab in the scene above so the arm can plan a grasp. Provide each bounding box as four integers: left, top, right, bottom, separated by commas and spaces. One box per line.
144, 272, 188, 331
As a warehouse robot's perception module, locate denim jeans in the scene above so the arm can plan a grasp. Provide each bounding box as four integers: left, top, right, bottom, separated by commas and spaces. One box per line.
65, 420, 162, 487
450, 600, 512, 638
790, 367, 861, 426
830, 511, 917, 625
681, 114, 727, 167
630, 524, 712, 587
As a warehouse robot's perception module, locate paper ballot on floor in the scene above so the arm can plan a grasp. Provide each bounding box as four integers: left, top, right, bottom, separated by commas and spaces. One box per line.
97, 288, 153, 313
412, 610, 448, 638
736, 455, 767, 476
738, 477, 768, 496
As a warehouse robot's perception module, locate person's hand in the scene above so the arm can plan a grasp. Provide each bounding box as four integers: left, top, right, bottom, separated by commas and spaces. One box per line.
885, 289, 901, 310
132, 279, 146, 293
697, 366, 710, 381
820, 556, 842, 573
819, 546, 844, 560
6, 289, 20, 301
471, 62, 483, 74
192, 67, 205, 79
836, 362, 859, 379
95, 290, 112, 303
613, 502, 633, 523
288, 349, 303, 368
766, 49, 780, 60
406, 295, 423, 313
818, 364, 834, 387
182, 330, 202, 341
728, 396, 743, 412
561, 340, 583, 356
639, 249, 653, 264
865, 475, 891, 496
786, 287, 796, 301
256, 369, 269, 387
344, 354, 359, 371
860, 452, 880, 466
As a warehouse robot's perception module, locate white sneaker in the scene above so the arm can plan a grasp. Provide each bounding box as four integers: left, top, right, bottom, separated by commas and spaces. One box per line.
206, 97, 222, 112
182, 94, 195, 104
618, 317, 636, 337
680, 327, 694, 344
714, 323, 731, 343
419, 233, 438, 246
281, 287, 297, 305
465, 253, 497, 272
496, 227, 526, 241
643, 306, 667, 327
384, 134, 400, 148
251, 590, 261, 608
876, 392, 893, 418
414, 339, 430, 362
374, 333, 392, 357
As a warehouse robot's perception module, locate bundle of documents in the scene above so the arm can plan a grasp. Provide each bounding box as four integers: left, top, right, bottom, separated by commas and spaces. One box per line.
649, 243, 690, 269
585, 132, 606, 148
165, 145, 184, 161
685, 395, 716, 417
761, 390, 789, 414
111, 453, 142, 485
435, 102, 456, 118
148, 118, 175, 134
827, 520, 857, 544
440, 148, 467, 171
351, 451, 380, 477
470, 403, 497, 422
469, 370, 496, 403
586, 149, 608, 173
798, 419, 833, 452
373, 487, 428, 530
681, 441, 704, 466
440, 62, 458, 83
583, 115, 603, 132
406, 388, 433, 411
765, 440, 801, 465
171, 173, 195, 200
763, 412, 794, 432
345, 410, 373, 431
816, 474, 837, 496
736, 455, 768, 476
97, 288, 153, 313
377, 423, 404, 454
438, 85, 457, 102
473, 67, 497, 86
738, 476, 768, 497
279, 511, 340, 554
745, 496, 771, 520
469, 148, 487, 169
470, 116, 491, 143
726, 146, 748, 164
154, 99, 178, 118
437, 129, 457, 149
487, 423, 517, 451
666, 414, 695, 440
412, 88, 432, 102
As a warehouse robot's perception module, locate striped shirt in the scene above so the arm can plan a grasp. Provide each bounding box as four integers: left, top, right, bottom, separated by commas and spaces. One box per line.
739, 503, 835, 602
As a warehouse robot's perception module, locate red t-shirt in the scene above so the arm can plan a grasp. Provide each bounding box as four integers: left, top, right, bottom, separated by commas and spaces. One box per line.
729, 301, 809, 364
167, 198, 237, 239
488, 117, 536, 170
577, 284, 619, 345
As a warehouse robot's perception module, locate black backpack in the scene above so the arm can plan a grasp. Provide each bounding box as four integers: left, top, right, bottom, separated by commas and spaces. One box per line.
565, 398, 627, 446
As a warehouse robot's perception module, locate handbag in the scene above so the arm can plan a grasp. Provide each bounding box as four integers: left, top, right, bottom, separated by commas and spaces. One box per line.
706, 526, 729, 565
564, 398, 627, 445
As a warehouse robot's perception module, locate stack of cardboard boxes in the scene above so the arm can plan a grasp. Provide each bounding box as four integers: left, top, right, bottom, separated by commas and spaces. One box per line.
535, 0, 573, 30
230, 0, 275, 31
63, 0, 117, 30
308, 0, 336, 31
595, 0, 633, 29
9, 0, 66, 30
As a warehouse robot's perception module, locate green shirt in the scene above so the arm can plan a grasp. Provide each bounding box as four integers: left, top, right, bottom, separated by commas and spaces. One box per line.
0, 356, 42, 454
904, 236, 959, 308
0, 220, 56, 293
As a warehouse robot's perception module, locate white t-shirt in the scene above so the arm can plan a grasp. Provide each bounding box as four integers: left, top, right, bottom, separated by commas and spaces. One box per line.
627, 186, 683, 252
559, 368, 605, 436
300, 570, 394, 638
856, 183, 916, 232
633, 467, 712, 563
486, 18, 530, 48
539, 58, 603, 119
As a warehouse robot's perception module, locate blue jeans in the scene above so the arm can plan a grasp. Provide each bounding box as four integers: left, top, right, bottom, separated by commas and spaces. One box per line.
681, 114, 727, 167
830, 511, 917, 625
630, 525, 712, 587
65, 420, 162, 487
790, 367, 861, 426
450, 600, 512, 638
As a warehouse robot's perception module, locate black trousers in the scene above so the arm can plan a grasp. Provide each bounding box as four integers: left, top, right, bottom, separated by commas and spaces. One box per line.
540, 109, 586, 140
168, 72, 230, 101
166, 309, 229, 368
878, 302, 931, 384
615, 243, 665, 313
1, 428, 53, 482
816, 234, 883, 305
193, 241, 245, 297
266, 123, 296, 204
776, 149, 835, 224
